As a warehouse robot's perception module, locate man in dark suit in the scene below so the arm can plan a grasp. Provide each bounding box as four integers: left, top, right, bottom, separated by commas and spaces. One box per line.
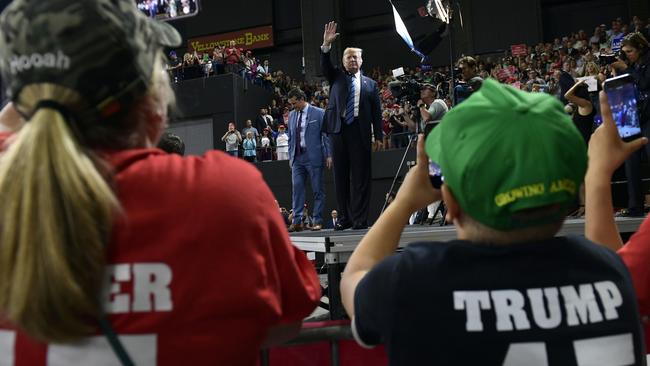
287, 88, 332, 232
255, 108, 273, 133
320, 21, 383, 230
324, 209, 339, 229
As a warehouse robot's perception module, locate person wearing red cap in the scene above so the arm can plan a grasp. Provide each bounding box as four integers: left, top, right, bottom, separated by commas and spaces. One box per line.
276, 124, 289, 161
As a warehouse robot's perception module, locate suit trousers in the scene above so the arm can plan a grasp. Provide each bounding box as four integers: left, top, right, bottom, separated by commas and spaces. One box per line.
624, 122, 650, 214
291, 153, 325, 225
330, 118, 371, 225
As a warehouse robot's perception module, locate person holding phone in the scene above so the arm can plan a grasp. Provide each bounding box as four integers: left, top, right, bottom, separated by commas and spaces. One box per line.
585, 91, 650, 352
611, 32, 650, 216
341, 80, 645, 365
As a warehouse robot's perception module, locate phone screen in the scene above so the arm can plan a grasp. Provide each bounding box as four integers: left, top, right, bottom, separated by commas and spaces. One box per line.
603, 75, 641, 138
135, 0, 200, 21
428, 160, 443, 189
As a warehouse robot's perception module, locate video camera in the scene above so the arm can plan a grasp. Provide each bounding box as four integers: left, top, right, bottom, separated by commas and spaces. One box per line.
388, 77, 424, 105
599, 50, 627, 66
388, 66, 433, 105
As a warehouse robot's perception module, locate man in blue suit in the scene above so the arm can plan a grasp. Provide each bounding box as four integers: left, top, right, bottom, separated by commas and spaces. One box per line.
287, 88, 332, 232
321, 21, 383, 230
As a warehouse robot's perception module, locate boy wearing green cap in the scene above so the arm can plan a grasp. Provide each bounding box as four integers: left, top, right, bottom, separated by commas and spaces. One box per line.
341, 79, 645, 365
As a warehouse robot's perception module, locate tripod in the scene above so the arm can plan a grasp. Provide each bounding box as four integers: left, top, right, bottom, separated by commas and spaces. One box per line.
380, 132, 418, 215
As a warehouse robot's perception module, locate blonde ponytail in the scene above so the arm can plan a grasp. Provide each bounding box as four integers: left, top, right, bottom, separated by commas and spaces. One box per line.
0, 84, 119, 342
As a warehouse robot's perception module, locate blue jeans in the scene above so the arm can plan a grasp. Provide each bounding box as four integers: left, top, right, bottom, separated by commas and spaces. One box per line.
291, 153, 325, 225
226, 150, 239, 158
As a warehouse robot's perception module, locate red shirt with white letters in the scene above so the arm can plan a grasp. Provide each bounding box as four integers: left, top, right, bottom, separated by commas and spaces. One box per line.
0, 145, 320, 366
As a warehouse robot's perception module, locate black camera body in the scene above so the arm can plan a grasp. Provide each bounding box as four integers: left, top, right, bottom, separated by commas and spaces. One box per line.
389, 77, 425, 105
599, 50, 627, 66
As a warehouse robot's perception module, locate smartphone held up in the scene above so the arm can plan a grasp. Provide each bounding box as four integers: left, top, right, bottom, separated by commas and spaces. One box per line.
596, 74, 642, 139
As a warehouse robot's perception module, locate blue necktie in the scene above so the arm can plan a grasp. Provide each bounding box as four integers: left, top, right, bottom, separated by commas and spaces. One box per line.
295, 110, 303, 155
345, 74, 355, 125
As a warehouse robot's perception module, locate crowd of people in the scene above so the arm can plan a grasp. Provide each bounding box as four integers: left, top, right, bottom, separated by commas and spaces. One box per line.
197, 16, 650, 159
136, 0, 197, 19
2, 0, 649, 363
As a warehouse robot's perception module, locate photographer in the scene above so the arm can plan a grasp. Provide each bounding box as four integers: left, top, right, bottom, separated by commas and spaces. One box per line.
611, 32, 650, 216
402, 84, 448, 134
453, 56, 483, 106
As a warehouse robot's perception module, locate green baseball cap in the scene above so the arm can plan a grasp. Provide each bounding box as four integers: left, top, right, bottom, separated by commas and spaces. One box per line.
0, 0, 181, 117
425, 79, 587, 230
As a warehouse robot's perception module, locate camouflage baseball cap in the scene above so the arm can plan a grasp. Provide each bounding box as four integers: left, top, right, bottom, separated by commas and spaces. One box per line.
0, 0, 181, 117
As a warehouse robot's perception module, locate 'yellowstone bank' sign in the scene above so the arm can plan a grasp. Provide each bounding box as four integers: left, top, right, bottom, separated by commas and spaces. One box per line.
188, 25, 274, 53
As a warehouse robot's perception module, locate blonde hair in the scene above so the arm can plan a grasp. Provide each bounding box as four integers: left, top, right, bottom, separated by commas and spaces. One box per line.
343, 47, 363, 59
0, 55, 172, 342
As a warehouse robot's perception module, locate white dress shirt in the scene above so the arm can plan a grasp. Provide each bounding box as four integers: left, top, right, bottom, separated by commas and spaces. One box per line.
321, 45, 361, 117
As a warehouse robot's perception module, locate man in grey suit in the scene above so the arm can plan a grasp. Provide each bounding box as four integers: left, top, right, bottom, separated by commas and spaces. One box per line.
321, 21, 383, 230
287, 88, 332, 232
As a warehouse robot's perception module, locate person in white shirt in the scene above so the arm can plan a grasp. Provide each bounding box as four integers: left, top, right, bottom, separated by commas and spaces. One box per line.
276, 124, 289, 161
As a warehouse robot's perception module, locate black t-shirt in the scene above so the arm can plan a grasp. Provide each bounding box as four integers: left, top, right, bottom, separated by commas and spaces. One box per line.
354, 237, 645, 365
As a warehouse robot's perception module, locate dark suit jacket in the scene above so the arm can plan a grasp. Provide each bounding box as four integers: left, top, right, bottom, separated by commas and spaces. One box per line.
324, 217, 338, 229
255, 114, 271, 133
320, 50, 383, 150
287, 105, 331, 167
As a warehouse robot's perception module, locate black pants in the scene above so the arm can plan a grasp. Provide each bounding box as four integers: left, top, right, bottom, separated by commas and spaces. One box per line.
624, 122, 650, 214
330, 118, 371, 225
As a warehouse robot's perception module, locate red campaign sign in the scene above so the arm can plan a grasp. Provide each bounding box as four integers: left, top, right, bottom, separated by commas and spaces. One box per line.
496, 68, 512, 81
511, 44, 528, 57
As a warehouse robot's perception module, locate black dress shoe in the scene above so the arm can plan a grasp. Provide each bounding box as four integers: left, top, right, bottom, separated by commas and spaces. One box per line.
352, 223, 368, 230
334, 222, 352, 231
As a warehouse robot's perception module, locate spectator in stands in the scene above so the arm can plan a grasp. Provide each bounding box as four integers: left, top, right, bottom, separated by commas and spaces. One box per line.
242, 50, 256, 79
526, 69, 547, 91
0, 0, 319, 364
631, 17, 649, 40
157, 131, 185, 156
609, 19, 626, 50
259, 128, 274, 162
221, 122, 242, 157
269, 99, 282, 123
224, 40, 242, 74
565, 79, 596, 145
242, 119, 259, 143
611, 32, 650, 217
182, 52, 193, 67
256, 107, 273, 132
388, 109, 408, 149
212, 46, 225, 75
276, 124, 289, 161
242, 131, 257, 163
167, 51, 182, 83
341, 80, 645, 365
585, 90, 650, 353
382, 110, 392, 149
258, 60, 271, 81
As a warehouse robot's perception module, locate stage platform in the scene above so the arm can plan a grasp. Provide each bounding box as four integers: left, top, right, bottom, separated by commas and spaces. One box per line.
291, 217, 646, 319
